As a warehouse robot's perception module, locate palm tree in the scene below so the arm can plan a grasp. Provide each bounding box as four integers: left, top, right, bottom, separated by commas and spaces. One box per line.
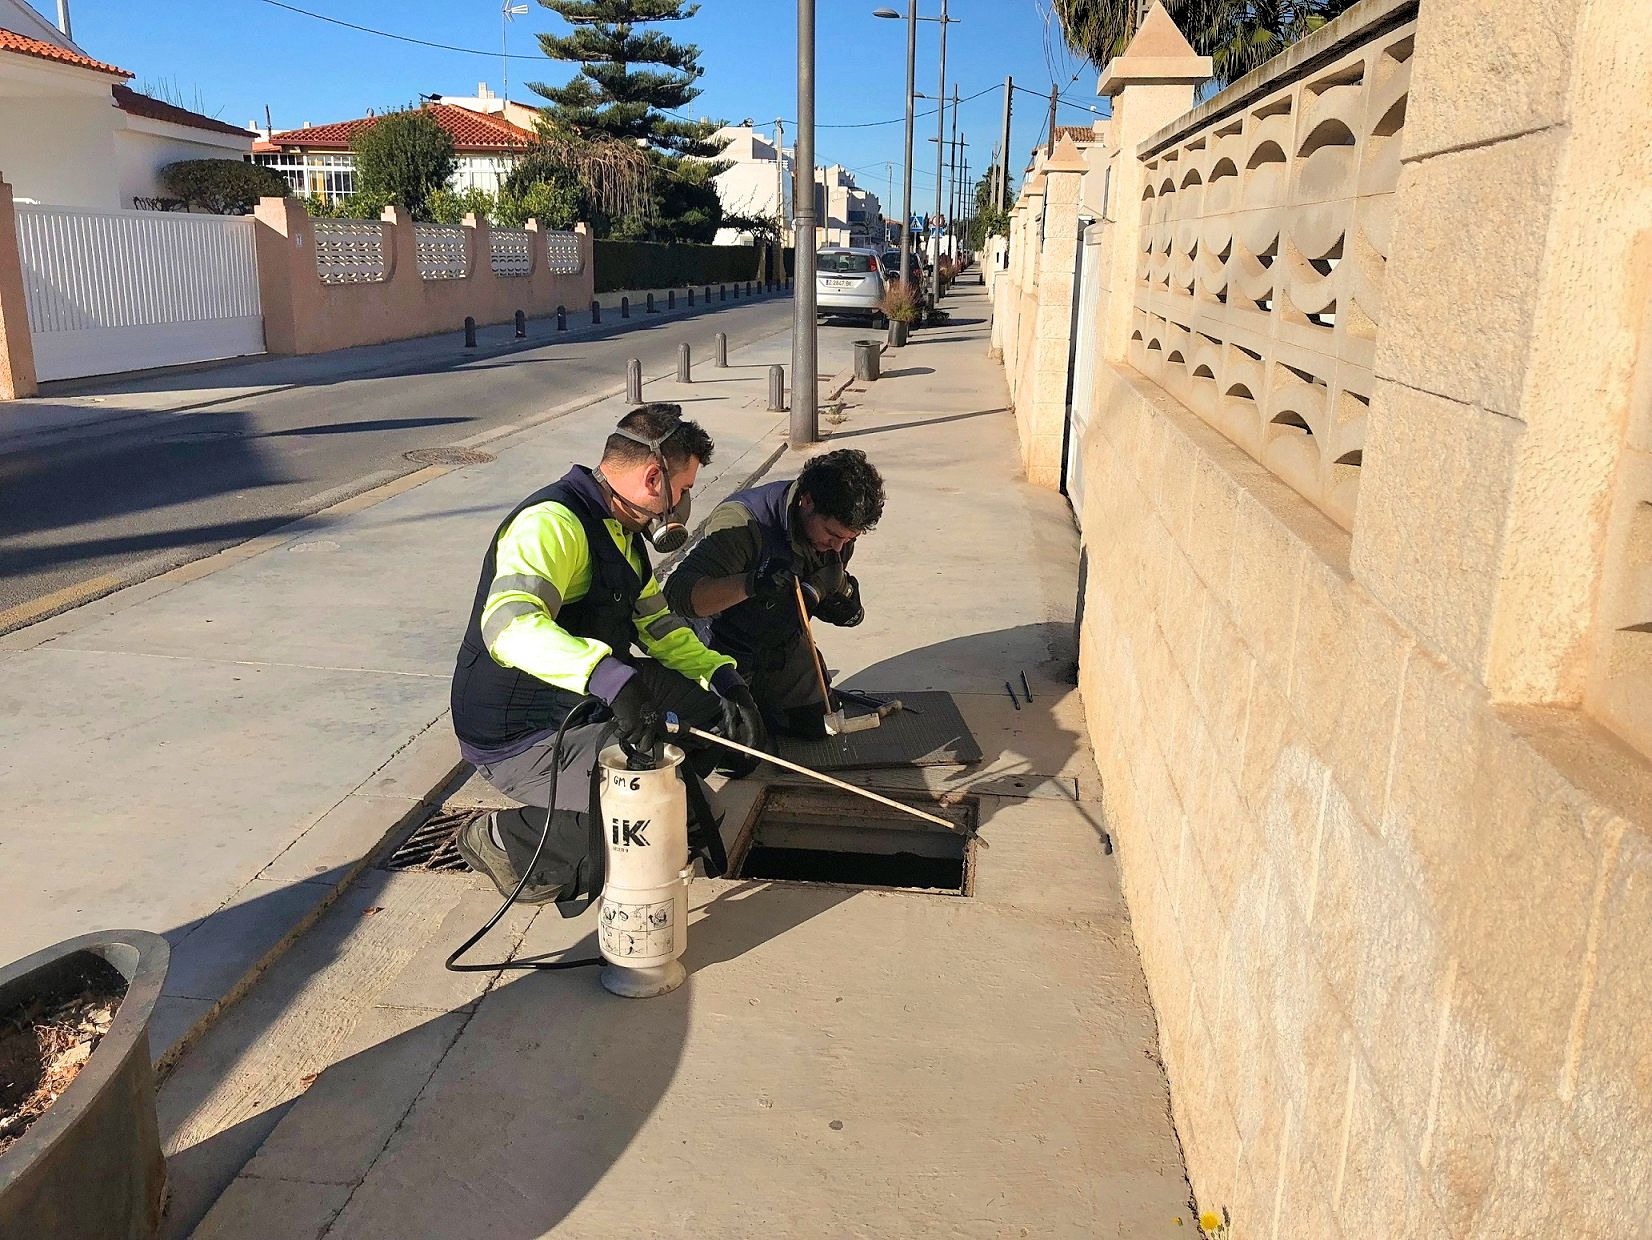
1053, 0, 1358, 86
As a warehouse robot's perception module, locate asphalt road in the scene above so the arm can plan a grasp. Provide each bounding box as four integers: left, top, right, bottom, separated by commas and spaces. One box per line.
0, 298, 865, 627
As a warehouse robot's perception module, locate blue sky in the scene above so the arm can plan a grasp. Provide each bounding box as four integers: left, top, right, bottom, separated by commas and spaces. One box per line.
31, 0, 1111, 212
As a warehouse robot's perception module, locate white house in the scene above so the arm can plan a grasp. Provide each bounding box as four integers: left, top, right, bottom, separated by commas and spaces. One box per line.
251, 102, 535, 207
0, 0, 255, 209
710, 122, 793, 246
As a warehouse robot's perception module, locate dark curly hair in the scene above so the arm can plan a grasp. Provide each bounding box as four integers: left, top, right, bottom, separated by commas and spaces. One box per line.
603, 403, 715, 470
798, 449, 885, 532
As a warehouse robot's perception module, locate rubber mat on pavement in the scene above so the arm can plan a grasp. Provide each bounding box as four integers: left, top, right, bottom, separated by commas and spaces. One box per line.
775, 691, 981, 770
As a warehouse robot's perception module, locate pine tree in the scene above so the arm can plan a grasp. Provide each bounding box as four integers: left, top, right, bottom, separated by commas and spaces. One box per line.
529, 0, 729, 241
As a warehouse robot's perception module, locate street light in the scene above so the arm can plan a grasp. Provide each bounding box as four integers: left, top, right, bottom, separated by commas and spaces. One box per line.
874, 2, 959, 309
872, 6, 917, 296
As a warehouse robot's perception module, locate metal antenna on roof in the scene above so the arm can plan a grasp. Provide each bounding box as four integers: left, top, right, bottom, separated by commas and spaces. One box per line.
502, 1, 529, 109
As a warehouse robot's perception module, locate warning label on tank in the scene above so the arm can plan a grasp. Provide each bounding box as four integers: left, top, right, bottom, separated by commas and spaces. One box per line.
599, 898, 675, 958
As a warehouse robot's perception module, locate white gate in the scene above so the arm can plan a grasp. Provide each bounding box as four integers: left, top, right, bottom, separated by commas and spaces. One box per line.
1063, 227, 1105, 526
15, 205, 264, 382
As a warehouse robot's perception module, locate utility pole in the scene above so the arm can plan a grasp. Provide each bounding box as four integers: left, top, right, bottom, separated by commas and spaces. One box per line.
1046, 85, 1058, 155
931, 0, 949, 305
899, 5, 917, 292
997, 74, 1013, 211
791, 0, 818, 446
774, 117, 786, 246
947, 84, 959, 259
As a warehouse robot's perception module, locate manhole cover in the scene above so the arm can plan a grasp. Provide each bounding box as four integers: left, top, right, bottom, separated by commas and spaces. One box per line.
403, 447, 495, 467
381, 807, 486, 872
733, 786, 975, 895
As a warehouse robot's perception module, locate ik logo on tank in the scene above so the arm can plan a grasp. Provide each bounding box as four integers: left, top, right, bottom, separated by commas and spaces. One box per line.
611, 818, 651, 847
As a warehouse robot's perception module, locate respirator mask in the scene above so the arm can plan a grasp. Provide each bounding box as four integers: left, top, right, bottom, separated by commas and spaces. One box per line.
605, 422, 692, 553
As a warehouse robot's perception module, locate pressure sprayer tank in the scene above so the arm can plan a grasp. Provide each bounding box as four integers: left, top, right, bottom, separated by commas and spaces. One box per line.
596, 743, 692, 998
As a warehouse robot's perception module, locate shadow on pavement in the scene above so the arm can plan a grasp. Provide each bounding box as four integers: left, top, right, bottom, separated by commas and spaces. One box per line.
828, 405, 1008, 441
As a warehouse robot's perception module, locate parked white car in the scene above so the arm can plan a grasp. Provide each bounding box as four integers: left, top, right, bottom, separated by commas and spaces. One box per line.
815, 247, 887, 324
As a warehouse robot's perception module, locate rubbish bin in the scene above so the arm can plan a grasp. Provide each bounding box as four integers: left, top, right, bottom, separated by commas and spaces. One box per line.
853, 339, 881, 382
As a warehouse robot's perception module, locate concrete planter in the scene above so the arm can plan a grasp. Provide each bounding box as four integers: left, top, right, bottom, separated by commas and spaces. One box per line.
887, 319, 910, 348
0, 930, 170, 1240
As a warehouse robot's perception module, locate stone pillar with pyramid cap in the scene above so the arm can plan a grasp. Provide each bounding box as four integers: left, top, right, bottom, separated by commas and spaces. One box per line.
1015, 137, 1092, 488
1091, 2, 1210, 369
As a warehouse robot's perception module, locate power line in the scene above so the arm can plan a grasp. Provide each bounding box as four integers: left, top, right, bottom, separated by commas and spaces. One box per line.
252, 0, 543, 58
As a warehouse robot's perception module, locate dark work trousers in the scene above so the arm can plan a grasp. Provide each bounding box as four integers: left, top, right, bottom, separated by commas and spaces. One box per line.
473, 660, 725, 892
734, 632, 830, 740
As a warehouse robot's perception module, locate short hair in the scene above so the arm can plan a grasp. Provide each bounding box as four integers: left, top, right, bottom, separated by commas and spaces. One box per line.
602, 403, 715, 470
798, 449, 885, 532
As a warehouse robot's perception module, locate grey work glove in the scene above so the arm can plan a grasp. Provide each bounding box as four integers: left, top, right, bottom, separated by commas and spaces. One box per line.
812, 574, 864, 627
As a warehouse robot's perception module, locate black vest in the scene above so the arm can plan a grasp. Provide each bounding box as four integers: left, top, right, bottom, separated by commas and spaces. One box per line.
451, 466, 648, 753
707, 479, 851, 662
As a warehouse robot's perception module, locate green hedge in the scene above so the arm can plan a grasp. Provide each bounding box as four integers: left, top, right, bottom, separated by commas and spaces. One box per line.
593, 240, 763, 293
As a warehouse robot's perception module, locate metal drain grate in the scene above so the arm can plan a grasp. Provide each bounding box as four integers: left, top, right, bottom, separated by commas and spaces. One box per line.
381, 808, 486, 872
403, 446, 496, 467
733, 786, 976, 895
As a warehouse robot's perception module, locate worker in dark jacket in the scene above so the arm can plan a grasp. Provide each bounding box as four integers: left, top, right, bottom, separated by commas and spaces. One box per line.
450, 403, 764, 903
663, 449, 885, 739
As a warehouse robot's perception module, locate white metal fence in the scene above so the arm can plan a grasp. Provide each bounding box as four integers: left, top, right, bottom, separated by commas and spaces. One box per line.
414, 225, 468, 280
313, 220, 388, 284
14, 205, 263, 382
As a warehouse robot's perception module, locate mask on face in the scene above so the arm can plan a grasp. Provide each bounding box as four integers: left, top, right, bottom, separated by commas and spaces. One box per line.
605, 423, 692, 552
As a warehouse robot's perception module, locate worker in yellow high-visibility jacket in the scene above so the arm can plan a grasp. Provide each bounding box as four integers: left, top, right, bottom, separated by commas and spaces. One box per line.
450, 403, 764, 903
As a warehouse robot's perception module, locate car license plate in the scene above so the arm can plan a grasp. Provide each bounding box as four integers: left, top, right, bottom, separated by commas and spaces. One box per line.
823, 278, 854, 288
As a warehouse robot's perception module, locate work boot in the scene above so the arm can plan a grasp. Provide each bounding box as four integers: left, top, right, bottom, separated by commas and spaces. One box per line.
455, 812, 567, 904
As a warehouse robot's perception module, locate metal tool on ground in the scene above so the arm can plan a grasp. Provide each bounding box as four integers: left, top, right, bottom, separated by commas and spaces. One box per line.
795, 578, 879, 736
833, 685, 914, 718
1020, 671, 1033, 701
663, 715, 982, 844
1005, 680, 1021, 710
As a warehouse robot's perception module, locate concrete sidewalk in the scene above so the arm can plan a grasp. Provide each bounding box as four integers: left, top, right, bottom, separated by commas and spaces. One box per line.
164, 283, 1192, 1238
0, 315, 853, 1070
0, 281, 787, 450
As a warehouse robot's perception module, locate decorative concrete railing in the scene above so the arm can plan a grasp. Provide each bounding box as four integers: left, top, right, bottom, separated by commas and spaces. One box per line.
489, 227, 533, 278
251, 200, 593, 358
545, 230, 582, 275
413, 224, 468, 280
1130, 6, 1416, 530
312, 220, 389, 285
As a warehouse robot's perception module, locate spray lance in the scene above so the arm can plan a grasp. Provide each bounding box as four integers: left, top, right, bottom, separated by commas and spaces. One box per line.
446, 702, 981, 999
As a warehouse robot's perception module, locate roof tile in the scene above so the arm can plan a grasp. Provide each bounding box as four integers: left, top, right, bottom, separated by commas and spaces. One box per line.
267, 103, 534, 152
113, 85, 254, 140
0, 27, 129, 77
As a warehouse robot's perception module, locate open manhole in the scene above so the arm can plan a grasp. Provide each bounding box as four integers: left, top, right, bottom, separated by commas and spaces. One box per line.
380, 807, 485, 872
403, 446, 496, 467
733, 786, 975, 895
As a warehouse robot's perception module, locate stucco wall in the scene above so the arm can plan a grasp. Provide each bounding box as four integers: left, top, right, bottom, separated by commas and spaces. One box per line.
113, 125, 252, 209
0, 94, 118, 208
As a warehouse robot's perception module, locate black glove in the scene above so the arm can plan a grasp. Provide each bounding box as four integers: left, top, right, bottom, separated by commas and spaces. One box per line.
745, 554, 796, 602
812, 574, 864, 627
607, 675, 663, 754
717, 681, 768, 753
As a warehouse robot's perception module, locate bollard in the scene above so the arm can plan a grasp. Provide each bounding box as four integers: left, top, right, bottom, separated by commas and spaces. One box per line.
719, 284, 726, 302
621, 296, 630, 319
688, 286, 695, 307
746, 281, 752, 297
732, 282, 739, 299
591, 300, 601, 324
677, 342, 692, 383
514, 309, 526, 338
767, 364, 785, 412
626, 357, 643, 404
715, 331, 728, 368
646, 292, 656, 314
853, 338, 881, 382
704, 285, 711, 303
668, 289, 676, 310
463, 316, 477, 349
557, 304, 567, 331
